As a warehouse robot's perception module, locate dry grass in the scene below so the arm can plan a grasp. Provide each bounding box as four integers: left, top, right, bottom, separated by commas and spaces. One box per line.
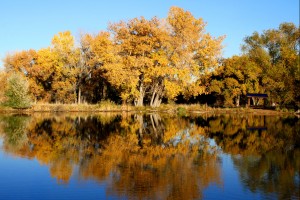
30, 102, 132, 112
0, 102, 293, 115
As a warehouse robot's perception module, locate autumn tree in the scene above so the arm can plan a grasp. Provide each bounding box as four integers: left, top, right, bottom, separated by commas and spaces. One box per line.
208, 22, 299, 108
3, 50, 43, 101
165, 6, 224, 102
79, 31, 119, 103
107, 7, 224, 107
242, 22, 300, 107
3, 31, 80, 103
2, 7, 225, 106
50, 31, 80, 103
30, 31, 80, 103
210, 55, 262, 107
107, 16, 169, 106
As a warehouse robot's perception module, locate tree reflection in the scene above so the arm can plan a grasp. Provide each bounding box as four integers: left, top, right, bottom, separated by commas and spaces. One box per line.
80, 114, 221, 200
1, 113, 298, 199
201, 114, 300, 199
0, 115, 30, 153
0, 113, 222, 199
203, 115, 300, 155
232, 150, 300, 199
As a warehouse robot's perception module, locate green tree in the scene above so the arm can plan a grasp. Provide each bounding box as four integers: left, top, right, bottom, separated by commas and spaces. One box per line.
4, 73, 32, 108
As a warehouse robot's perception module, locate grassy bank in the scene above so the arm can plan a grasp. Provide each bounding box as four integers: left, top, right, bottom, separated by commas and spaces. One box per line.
0, 102, 296, 116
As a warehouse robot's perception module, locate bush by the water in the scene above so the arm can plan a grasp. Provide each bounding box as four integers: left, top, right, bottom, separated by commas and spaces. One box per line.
4, 74, 32, 109
177, 106, 187, 116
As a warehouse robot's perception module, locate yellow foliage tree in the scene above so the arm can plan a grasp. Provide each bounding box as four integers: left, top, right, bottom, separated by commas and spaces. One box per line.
79, 31, 118, 103
50, 31, 79, 103
166, 6, 224, 101
2, 7, 224, 106
108, 16, 169, 105
106, 7, 224, 106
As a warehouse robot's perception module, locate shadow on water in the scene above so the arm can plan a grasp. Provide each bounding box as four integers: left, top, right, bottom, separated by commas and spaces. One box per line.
0, 113, 299, 199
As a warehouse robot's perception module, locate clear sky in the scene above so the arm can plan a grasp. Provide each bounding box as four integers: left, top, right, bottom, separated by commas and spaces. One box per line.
0, 0, 299, 69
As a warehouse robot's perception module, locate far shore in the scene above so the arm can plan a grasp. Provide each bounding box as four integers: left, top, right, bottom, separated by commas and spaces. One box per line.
0, 103, 296, 116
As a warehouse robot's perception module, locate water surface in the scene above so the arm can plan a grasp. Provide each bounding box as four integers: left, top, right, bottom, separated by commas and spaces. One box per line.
0, 113, 299, 200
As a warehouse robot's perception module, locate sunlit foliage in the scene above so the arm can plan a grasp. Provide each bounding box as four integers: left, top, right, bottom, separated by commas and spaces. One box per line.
241, 22, 300, 107
2, 6, 224, 107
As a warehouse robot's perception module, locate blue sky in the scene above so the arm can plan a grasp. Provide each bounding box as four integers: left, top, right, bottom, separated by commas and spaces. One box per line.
0, 0, 299, 68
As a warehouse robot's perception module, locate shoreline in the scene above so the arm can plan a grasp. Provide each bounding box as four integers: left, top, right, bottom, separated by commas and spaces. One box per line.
0, 103, 295, 116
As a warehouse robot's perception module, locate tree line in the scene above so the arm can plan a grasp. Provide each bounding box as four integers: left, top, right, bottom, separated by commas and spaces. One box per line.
210, 22, 299, 108
0, 6, 299, 108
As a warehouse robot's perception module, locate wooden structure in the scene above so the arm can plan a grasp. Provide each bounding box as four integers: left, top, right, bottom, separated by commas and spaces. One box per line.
246, 93, 268, 107
246, 115, 267, 132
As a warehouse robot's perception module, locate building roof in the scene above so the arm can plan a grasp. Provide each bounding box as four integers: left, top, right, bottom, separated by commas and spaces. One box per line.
246, 93, 268, 98
247, 126, 267, 131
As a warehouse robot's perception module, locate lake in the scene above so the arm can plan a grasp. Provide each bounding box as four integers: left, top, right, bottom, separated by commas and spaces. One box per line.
0, 113, 299, 200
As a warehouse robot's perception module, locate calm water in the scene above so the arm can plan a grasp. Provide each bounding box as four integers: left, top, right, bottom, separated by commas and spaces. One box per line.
0, 113, 299, 200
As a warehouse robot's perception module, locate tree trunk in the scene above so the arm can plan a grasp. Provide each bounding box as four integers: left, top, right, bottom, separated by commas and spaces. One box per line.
150, 114, 164, 145
150, 89, 157, 107
252, 97, 256, 106
102, 83, 107, 100
136, 114, 144, 148
151, 86, 163, 107
150, 114, 157, 133
136, 92, 144, 106
236, 95, 240, 107
135, 74, 145, 106
152, 93, 161, 107
78, 87, 81, 104
136, 83, 144, 106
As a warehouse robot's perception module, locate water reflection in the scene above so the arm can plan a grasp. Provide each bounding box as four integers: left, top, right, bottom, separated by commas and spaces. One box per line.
0, 115, 30, 153
232, 151, 300, 199
0, 113, 221, 199
197, 114, 300, 199
201, 115, 300, 155
0, 113, 299, 199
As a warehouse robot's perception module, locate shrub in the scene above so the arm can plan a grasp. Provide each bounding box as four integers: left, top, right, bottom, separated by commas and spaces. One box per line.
0, 71, 8, 103
177, 106, 187, 116
97, 100, 118, 110
275, 107, 281, 111
4, 74, 32, 109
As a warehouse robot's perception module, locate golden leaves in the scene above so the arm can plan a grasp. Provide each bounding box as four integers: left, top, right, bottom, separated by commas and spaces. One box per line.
2, 7, 225, 105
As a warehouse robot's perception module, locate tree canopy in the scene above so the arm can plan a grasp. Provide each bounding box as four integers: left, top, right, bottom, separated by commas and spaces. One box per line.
1, 7, 299, 108
208, 22, 299, 108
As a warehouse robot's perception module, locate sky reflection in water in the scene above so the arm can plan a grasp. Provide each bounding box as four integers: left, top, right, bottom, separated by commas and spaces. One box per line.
0, 113, 299, 200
